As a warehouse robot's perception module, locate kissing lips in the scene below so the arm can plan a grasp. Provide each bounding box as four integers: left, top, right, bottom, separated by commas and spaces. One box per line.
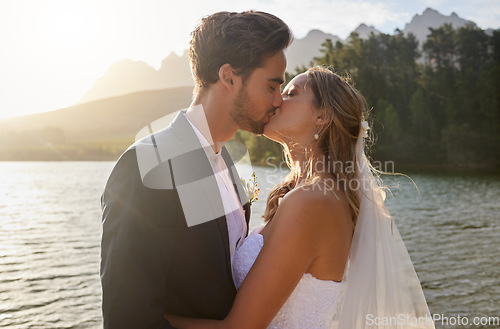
266, 110, 276, 124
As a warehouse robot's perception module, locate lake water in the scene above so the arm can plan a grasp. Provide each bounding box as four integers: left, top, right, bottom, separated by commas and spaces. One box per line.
0, 162, 499, 328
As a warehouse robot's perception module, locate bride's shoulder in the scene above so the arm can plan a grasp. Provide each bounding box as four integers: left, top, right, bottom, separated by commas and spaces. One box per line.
283, 180, 347, 209
277, 182, 351, 228
267, 185, 352, 251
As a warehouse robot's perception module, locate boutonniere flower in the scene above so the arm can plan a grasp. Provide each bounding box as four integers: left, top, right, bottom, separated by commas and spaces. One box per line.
242, 172, 260, 206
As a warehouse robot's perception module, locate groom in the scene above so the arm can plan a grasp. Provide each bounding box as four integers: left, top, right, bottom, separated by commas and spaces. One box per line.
100, 11, 291, 329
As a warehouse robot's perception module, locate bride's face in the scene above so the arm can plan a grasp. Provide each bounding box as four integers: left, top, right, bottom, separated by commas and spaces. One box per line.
263, 73, 320, 144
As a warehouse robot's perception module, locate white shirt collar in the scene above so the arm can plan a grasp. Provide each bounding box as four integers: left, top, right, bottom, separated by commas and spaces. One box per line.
185, 116, 221, 160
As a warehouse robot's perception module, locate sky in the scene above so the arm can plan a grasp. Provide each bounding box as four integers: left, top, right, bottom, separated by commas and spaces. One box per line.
0, 0, 498, 119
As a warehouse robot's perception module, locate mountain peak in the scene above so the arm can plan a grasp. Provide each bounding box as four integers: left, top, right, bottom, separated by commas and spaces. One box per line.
286, 29, 341, 71
352, 23, 380, 39
404, 8, 476, 45
304, 29, 330, 38
422, 7, 439, 15
165, 51, 181, 59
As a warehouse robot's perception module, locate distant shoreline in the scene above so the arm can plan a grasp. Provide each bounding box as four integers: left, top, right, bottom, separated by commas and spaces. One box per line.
1, 159, 498, 174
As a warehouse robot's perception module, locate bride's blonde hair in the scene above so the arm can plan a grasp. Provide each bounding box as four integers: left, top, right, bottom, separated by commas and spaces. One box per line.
263, 66, 369, 227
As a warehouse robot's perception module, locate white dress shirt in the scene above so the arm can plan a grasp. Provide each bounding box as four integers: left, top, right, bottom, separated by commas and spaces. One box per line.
186, 118, 247, 272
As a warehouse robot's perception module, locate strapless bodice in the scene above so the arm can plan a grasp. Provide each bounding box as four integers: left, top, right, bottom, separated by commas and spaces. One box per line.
232, 229, 344, 329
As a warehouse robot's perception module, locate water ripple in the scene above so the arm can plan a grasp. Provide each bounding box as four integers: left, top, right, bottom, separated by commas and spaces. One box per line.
1, 162, 499, 329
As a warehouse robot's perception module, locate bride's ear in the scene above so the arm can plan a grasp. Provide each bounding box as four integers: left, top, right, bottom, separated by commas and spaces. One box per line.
315, 108, 331, 126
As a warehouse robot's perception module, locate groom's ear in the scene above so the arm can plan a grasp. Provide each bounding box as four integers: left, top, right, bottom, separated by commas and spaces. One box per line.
218, 64, 237, 91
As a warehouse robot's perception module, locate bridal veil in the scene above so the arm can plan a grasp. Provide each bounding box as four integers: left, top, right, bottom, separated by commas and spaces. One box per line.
332, 121, 435, 329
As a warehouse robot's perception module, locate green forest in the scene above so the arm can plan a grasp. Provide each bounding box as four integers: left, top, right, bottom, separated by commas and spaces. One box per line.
236, 24, 500, 169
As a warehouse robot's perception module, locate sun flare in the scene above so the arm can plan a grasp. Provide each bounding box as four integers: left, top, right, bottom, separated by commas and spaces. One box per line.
38, 0, 99, 50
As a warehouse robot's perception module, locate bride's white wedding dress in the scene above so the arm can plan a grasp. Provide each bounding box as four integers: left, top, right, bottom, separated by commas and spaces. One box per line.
232, 225, 344, 329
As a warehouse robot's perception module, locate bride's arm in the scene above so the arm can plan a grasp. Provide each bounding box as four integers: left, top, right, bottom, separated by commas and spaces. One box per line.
221, 187, 351, 329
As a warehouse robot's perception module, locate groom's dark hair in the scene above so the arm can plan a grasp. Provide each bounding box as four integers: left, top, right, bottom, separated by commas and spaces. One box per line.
189, 11, 292, 94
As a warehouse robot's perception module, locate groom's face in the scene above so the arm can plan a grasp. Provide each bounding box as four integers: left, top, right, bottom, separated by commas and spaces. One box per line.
231, 50, 286, 135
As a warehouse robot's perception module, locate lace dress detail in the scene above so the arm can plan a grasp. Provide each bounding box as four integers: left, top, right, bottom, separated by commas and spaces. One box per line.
232, 229, 344, 329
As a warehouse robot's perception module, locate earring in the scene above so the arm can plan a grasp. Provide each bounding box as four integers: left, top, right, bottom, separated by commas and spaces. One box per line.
314, 133, 319, 140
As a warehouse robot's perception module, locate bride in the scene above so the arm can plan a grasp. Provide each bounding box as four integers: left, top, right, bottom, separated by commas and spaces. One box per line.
166, 66, 434, 329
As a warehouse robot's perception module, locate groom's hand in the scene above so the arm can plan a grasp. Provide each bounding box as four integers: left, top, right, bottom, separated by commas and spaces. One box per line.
164, 313, 225, 329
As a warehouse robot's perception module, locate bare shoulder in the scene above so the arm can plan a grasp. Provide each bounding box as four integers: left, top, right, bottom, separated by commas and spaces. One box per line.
270, 182, 352, 238
282, 182, 351, 218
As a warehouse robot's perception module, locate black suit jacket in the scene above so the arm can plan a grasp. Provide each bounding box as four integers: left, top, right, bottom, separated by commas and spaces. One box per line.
100, 110, 251, 329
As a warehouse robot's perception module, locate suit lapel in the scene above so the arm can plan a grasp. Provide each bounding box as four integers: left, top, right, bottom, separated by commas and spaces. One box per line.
169, 110, 233, 269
